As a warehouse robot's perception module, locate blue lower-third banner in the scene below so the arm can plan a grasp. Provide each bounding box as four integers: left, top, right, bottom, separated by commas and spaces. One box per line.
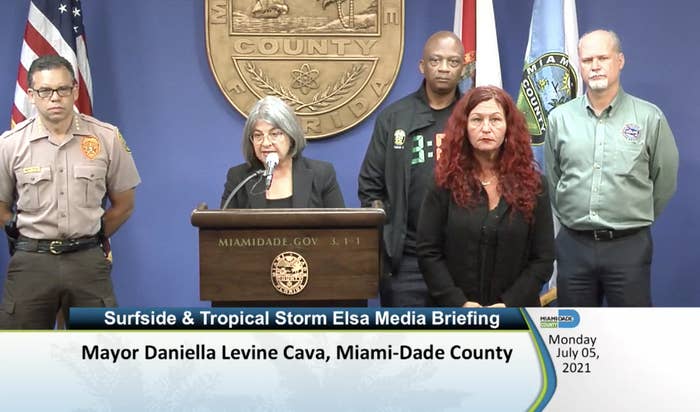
69, 307, 528, 330
3, 308, 699, 410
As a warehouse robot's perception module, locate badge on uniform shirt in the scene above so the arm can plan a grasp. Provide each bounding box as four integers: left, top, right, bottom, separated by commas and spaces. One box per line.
80, 136, 100, 160
622, 123, 642, 142
117, 129, 132, 153
393, 129, 406, 149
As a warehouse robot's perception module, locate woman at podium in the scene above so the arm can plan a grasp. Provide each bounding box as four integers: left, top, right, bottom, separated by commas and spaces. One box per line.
416, 86, 554, 307
221, 96, 345, 209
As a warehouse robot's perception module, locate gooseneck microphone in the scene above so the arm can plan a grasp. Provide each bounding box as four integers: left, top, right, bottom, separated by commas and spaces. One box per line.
220, 169, 264, 209
264, 153, 279, 190
220, 154, 279, 209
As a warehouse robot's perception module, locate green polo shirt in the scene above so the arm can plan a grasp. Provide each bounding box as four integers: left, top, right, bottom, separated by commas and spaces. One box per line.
544, 89, 679, 230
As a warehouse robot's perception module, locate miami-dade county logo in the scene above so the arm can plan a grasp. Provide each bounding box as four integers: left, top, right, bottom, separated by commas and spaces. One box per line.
539, 309, 580, 329
516, 52, 578, 145
206, 0, 404, 139
270, 251, 309, 295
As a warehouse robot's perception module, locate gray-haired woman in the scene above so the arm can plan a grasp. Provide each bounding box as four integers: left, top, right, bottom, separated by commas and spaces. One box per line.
221, 95, 345, 209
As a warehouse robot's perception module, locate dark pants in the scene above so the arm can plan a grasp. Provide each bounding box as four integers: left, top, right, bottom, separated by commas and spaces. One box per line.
0, 247, 116, 329
380, 254, 433, 307
556, 226, 652, 307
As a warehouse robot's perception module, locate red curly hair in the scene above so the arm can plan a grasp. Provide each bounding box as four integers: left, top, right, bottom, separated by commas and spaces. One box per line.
435, 86, 541, 221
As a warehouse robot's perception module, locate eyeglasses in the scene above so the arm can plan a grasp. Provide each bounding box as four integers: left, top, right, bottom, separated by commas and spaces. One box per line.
30, 86, 75, 99
250, 130, 286, 144
426, 56, 463, 69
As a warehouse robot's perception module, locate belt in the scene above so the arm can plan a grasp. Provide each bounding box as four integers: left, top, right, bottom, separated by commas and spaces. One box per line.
15, 236, 100, 255
567, 227, 642, 241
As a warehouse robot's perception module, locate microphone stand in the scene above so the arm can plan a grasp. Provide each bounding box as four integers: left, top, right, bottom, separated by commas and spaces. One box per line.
221, 169, 265, 209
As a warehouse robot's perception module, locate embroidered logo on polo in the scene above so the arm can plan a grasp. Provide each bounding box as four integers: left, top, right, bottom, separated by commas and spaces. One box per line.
622, 123, 642, 142
80, 136, 100, 160
393, 129, 406, 149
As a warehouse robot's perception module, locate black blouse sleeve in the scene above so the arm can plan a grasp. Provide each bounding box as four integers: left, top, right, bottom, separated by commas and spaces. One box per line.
416, 181, 469, 306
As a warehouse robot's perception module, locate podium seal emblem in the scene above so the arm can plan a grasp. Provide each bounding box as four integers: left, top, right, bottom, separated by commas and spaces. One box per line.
270, 251, 309, 295
205, 0, 404, 139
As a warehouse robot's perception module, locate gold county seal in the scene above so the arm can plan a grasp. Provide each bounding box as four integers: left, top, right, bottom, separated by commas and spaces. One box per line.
205, 0, 404, 139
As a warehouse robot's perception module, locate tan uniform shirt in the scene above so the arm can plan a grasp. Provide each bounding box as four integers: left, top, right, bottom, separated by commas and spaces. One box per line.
0, 114, 141, 239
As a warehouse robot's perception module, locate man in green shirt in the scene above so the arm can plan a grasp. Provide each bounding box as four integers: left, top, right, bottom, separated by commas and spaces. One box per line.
545, 29, 678, 306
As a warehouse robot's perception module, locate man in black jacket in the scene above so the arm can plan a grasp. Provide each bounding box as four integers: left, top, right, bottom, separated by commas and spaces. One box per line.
358, 31, 466, 307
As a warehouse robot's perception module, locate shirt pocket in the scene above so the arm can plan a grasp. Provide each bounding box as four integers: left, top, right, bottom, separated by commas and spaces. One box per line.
15, 166, 52, 212
615, 140, 649, 178
74, 164, 107, 207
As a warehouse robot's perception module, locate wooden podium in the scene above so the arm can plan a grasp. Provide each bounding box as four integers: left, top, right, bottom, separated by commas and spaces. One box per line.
191, 207, 385, 307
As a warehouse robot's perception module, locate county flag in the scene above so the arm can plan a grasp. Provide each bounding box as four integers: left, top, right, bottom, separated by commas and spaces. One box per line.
516, 0, 580, 152
515, 0, 580, 305
453, 0, 502, 90
11, 0, 93, 127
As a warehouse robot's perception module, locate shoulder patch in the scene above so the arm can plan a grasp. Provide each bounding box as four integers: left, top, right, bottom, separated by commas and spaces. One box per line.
117, 130, 132, 152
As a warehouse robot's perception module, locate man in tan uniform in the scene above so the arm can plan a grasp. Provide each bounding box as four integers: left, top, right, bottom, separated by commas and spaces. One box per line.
0, 55, 141, 329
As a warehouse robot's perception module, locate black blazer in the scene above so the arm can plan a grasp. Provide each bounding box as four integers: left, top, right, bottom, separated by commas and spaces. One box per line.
220, 156, 345, 209
417, 176, 554, 307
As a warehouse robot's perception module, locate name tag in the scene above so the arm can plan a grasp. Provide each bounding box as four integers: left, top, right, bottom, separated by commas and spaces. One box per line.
22, 166, 41, 174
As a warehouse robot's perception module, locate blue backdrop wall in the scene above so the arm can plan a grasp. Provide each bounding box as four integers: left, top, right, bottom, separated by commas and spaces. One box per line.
0, 0, 697, 306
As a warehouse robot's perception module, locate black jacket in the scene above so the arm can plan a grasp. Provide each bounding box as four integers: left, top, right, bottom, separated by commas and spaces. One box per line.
358, 83, 460, 272
221, 156, 345, 208
416, 177, 554, 307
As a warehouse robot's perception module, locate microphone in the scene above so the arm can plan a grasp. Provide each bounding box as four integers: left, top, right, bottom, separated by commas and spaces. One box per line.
264, 153, 279, 189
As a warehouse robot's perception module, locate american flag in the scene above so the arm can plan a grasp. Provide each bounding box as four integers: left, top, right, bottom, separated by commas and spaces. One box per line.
11, 0, 93, 127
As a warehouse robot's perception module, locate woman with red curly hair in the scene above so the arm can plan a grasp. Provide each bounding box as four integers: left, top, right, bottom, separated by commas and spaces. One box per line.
417, 86, 554, 307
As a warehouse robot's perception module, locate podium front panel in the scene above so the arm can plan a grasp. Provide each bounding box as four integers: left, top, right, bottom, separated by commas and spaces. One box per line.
198, 227, 380, 302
